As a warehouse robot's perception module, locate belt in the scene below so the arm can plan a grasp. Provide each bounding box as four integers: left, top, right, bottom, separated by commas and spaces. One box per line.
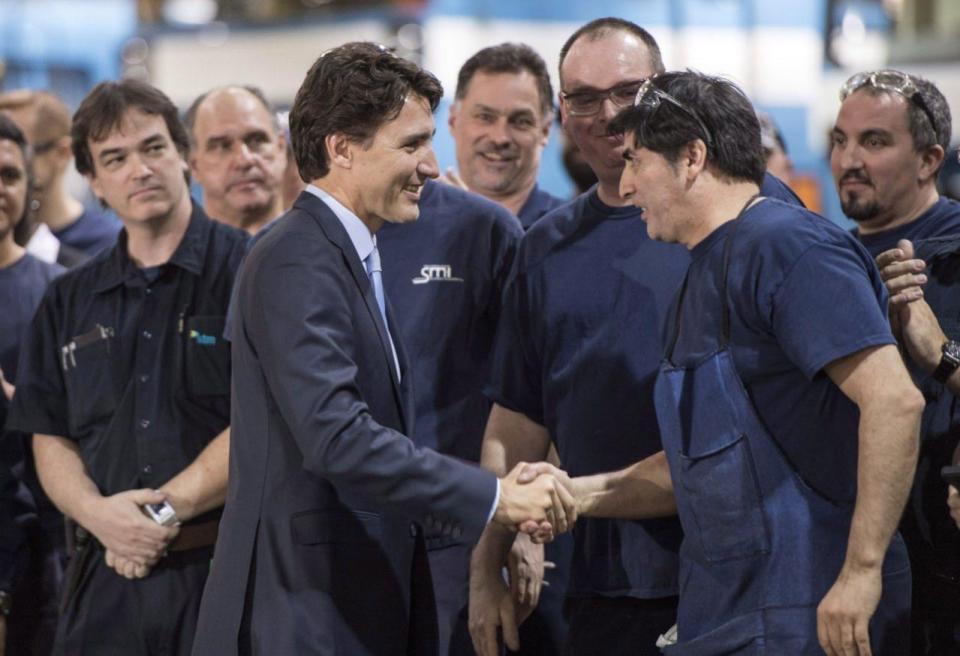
169, 520, 219, 552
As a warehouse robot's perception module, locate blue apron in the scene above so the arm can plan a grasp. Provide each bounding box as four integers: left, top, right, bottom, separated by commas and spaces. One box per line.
654, 203, 912, 655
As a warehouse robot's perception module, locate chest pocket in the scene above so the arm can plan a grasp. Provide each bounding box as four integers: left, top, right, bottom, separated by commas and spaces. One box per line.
61, 325, 118, 434
183, 315, 230, 397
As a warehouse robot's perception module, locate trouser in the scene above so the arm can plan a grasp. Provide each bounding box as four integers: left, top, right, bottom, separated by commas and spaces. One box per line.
54, 541, 212, 656
564, 595, 679, 656
6, 533, 67, 656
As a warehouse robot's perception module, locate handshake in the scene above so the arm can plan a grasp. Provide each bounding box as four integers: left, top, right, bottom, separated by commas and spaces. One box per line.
492, 462, 577, 540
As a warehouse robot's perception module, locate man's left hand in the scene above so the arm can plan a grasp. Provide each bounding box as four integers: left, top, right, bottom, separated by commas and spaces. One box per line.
876, 240, 926, 307
816, 564, 881, 656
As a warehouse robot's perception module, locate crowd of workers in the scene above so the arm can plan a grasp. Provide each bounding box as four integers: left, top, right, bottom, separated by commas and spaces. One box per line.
0, 13, 959, 656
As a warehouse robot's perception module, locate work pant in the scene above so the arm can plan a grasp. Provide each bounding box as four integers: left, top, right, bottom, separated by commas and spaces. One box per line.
564, 594, 679, 656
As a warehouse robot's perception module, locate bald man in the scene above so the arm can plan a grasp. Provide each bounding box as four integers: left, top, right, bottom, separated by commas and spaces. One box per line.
185, 86, 287, 234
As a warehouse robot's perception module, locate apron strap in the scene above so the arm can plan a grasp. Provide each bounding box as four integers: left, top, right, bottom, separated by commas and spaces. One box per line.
665, 194, 761, 362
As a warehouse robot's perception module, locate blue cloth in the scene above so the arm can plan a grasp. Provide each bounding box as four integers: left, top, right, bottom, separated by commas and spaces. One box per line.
0, 253, 62, 592
760, 172, 805, 208
671, 198, 895, 502
52, 207, 121, 257
517, 184, 566, 231
486, 185, 688, 600
855, 196, 960, 257
659, 198, 908, 652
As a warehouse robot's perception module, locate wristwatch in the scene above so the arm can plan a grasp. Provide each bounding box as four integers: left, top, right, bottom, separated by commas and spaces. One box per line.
932, 340, 960, 384
0, 590, 11, 616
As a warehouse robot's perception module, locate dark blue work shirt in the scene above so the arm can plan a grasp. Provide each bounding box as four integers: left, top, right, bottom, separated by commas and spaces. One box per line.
52, 207, 121, 258
672, 199, 894, 504
855, 196, 960, 257
8, 205, 247, 498
892, 198, 960, 588
487, 186, 688, 598
517, 184, 566, 231
0, 253, 62, 591
379, 180, 522, 461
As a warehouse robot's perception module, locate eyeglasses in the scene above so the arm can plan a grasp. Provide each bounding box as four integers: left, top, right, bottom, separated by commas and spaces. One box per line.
560, 79, 646, 116
632, 78, 714, 148
840, 70, 939, 137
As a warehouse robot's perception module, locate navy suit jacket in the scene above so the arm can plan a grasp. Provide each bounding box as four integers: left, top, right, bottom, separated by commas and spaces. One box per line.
191, 192, 498, 656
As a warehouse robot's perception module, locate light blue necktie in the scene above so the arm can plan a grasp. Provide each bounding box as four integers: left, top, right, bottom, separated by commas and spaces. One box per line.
364, 242, 401, 380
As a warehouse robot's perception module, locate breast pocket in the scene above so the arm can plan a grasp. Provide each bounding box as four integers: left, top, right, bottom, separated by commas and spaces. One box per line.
61, 325, 118, 434
679, 432, 770, 563
183, 315, 230, 398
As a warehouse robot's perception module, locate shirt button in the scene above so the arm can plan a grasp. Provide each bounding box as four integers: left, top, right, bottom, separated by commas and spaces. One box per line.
145, 287, 152, 295
142, 464, 152, 474
409, 524, 418, 538
140, 374, 149, 383
140, 419, 150, 429
142, 330, 152, 339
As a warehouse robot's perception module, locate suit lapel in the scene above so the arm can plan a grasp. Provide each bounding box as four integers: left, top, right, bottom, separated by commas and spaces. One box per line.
294, 193, 406, 416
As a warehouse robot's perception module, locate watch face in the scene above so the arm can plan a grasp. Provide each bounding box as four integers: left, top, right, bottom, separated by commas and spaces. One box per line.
945, 340, 960, 364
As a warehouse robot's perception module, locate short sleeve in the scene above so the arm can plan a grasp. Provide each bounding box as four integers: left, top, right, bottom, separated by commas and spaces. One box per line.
5, 288, 71, 438
769, 242, 894, 380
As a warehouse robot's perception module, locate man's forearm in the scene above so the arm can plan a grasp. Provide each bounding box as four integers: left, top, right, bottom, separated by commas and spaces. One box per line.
159, 427, 230, 522
574, 451, 676, 520
32, 433, 103, 528
846, 396, 920, 568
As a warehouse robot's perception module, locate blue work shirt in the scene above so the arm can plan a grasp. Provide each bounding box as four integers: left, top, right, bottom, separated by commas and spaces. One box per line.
52, 208, 121, 258
671, 198, 894, 504
487, 185, 688, 599
517, 184, 566, 231
379, 180, 522, 461
855, 196, 960, 257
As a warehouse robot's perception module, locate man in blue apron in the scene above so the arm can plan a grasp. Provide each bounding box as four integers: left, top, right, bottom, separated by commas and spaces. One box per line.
526, 71, 922, 655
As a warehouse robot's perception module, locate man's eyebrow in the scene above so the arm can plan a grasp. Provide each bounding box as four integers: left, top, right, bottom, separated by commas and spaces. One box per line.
401, 128, 434, 146
140, 133, 166, 147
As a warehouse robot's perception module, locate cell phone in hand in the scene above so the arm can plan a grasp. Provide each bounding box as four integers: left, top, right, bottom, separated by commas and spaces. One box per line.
940, 465, 960, 490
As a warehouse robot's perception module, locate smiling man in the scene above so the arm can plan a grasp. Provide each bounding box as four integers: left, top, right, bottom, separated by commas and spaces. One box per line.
191, 42, 576, 656
6, 79, 247, 654
447, 43, 564, 229
185, 85, 287, 235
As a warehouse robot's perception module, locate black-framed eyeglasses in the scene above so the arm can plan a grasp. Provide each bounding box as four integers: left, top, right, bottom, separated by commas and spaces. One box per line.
840, 70, 939, 138
632, 78, 714, 148
560, 79, 646, 117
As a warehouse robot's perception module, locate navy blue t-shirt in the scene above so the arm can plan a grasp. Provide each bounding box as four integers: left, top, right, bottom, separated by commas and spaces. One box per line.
487, 186, 688, 598
855, 196, 960, 258
53, 208, 121, 258
517, 185, 566, 231
379, 180, 522, 461
672, 199, 895, 503
0, 253, 63, 590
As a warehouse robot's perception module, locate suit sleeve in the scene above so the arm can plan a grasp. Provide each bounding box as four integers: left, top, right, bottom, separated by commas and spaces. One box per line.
246, 231, 498, 543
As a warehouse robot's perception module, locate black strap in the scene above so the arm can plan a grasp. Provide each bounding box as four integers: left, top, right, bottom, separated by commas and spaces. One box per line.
665, 194, 761, 362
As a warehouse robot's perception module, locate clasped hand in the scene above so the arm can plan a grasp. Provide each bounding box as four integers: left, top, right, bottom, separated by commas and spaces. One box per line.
493, 461, 578, 538
87, 489, 179, 580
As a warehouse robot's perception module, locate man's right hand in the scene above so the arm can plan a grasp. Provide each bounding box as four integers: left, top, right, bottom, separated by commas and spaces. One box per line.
876, 239, 927, 307
83, 489, 179, 566
494, 462, 577, 533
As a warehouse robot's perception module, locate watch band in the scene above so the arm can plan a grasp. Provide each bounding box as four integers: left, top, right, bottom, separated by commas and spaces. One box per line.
933, 340, 960, 384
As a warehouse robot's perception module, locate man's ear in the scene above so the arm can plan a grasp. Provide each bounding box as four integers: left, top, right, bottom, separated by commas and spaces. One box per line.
87, 172, 105, 204
52, 135, 73, 171
918, 144, 945, 186
326, 133, 353, 170
448, 102, 459, 134
683, 139, 708, 181
539, 111, 553, 148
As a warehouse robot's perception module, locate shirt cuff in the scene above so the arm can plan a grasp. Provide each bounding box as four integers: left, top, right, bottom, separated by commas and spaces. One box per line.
485, 478, 501, 525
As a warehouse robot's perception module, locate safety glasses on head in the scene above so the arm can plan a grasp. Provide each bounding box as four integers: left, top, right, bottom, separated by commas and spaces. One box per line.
560, 79, 647, 117
840, 70, 939, 137
632, 78, 714, 148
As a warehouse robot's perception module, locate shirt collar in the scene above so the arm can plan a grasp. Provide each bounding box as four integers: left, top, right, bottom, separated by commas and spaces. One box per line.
305, 184, 376, 263
93, 201, 211, 293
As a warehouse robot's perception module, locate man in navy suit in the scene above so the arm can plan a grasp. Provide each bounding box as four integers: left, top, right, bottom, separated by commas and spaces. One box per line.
191, 42, 574, 656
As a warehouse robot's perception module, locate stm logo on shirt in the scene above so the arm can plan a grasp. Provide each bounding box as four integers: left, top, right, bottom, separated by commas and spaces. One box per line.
412, 264, 464, 285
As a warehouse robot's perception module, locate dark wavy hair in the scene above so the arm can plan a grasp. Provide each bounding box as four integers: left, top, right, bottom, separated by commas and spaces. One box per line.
72, 79, 190, 178
290, 42, 443, 182
610, 71, 766, 185
455, 43, 554, 118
